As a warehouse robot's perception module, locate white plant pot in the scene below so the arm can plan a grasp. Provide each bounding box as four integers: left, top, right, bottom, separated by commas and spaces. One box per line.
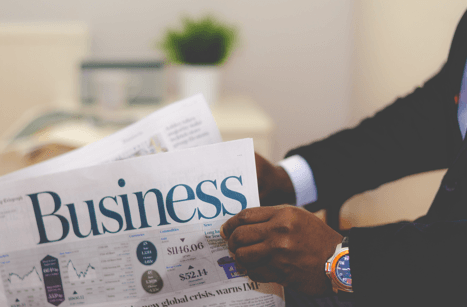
178, 65, 220, 107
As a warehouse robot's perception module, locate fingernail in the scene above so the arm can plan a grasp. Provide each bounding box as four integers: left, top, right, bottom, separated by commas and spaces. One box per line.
220, 224, 227, 240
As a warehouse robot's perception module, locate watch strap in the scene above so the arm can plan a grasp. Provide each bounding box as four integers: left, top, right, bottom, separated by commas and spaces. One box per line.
342, 236, 349, 248
338, 237, 353, 301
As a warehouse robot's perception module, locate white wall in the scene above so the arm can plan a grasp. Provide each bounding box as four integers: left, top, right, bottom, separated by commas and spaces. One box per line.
0, 0, 354, 162
0, 24, 89, 138
351, 0, 467, 123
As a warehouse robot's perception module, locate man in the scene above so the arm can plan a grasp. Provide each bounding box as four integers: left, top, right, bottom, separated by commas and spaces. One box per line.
221, 8, 467, 307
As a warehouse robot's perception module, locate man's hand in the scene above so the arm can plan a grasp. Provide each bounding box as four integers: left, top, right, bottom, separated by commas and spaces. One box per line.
255, 153, 295, 206
221, 205, 343, 296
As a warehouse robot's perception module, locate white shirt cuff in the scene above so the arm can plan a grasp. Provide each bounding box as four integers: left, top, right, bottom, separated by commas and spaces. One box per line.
278, 155, 318, 207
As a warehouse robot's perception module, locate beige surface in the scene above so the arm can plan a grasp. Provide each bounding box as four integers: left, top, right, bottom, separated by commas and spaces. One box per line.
0, 23, 89, 139
0, 144, 76, 177
0, 151, 25, 177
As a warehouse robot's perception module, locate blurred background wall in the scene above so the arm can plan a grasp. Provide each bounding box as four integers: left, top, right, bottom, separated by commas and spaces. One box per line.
0, 0, 354, 162
1, 0, 467, 227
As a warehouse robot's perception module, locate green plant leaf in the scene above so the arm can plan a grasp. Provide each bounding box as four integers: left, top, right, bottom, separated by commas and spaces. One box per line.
158, 15, 237, 65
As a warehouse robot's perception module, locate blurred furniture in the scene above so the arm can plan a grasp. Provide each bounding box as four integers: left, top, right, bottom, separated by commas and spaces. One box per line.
0, 95, 275, 176
0, 23, 89, 140
81, 60, 166, 106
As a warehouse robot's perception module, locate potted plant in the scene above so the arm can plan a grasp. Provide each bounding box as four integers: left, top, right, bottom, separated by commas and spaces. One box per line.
159, 16, 237, 106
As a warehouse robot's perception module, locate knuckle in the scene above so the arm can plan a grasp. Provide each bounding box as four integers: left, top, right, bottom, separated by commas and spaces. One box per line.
236, 209, 251, 224
273, 207, 297, 233
273, 218, 294, 235
280, 206, 297, 217
271, 238, 291, 252
275, 223, 292, 234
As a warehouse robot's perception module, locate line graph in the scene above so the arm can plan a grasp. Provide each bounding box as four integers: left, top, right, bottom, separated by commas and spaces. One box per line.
67, 259, 97, 281
7, 266, 43, 288
0, 237, 137, 304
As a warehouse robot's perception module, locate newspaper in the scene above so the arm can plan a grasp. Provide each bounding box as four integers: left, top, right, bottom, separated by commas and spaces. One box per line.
0, 97, 285, 307
0, 94, 222, 183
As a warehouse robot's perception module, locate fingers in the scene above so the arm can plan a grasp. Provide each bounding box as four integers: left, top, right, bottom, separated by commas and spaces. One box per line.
235, 242, 271, 269
227, 223, 268, 253
221, 207, 276, 240
234, 242, 286, 284
247, 266, 286, 284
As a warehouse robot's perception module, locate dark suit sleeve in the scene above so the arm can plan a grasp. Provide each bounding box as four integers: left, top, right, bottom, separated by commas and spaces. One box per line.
286, 63, 460, 210
349, 221, 467, 306
286, 10, 467, 306
286, 8, 467, 211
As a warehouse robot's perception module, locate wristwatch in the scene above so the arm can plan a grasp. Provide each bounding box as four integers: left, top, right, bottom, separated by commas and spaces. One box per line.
325, 237, 353, 295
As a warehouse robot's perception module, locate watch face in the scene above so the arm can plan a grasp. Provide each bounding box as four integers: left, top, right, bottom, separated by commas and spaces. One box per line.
335, 254, 352, 286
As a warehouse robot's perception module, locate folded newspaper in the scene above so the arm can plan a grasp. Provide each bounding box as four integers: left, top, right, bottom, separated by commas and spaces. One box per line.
0, 95, 285, 307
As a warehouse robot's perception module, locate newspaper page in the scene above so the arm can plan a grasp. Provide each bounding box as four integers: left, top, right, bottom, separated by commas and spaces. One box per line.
0, 139, 285, 307
0, 94, 222, 183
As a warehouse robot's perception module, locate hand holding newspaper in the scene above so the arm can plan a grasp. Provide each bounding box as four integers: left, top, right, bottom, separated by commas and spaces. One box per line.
0, 95, 285, 307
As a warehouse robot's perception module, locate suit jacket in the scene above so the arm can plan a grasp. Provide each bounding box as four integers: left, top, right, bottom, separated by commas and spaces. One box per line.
286, 10, 467, 307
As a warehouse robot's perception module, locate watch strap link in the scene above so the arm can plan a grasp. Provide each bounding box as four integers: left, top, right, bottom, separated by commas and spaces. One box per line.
342, 236, 349, 248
